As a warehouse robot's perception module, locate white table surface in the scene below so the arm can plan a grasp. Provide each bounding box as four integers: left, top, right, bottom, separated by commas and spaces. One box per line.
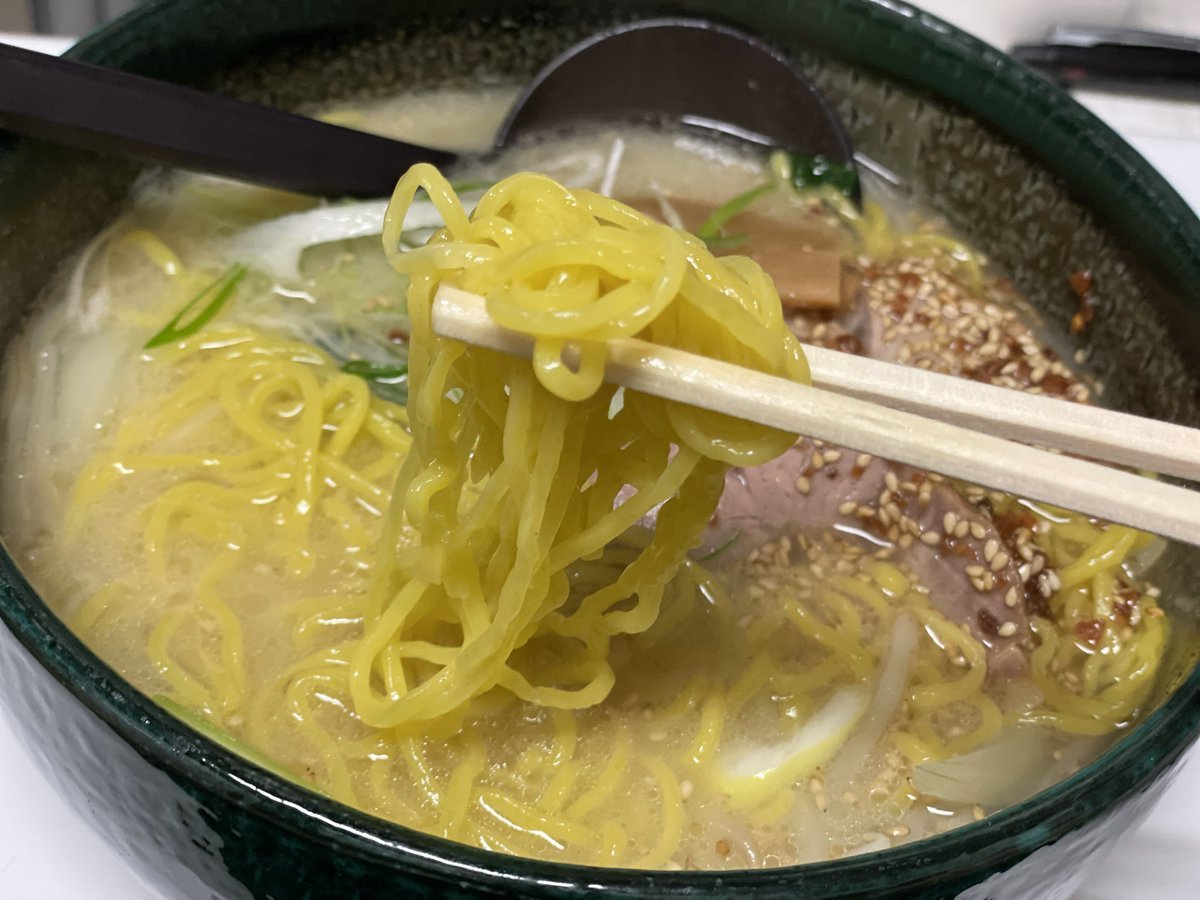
2, 14, 1200, 899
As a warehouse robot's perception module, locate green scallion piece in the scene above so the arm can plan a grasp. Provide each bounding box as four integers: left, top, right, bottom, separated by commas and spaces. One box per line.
695, 530, 742, 563
696, 182, 776, 242
340, 360, 408, 381
702, 232, 750, 251
448, 179, 494, 194
144, 264, 247, 349
784, 152, 860, 199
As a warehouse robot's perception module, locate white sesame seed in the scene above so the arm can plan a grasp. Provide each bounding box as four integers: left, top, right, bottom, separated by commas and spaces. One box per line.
1005, 587, 1020, 607
795, 476, 811, 495
812, 452, 825, 469
943, 512, 957, 534
857, 453, 872, 468
885, 471, 900, 493
825, 450, 842, 463
966, 564, 985, 578
920, 531, 941, 546
838, 501, 856, 516
955, 520, 970, 538
991, 551, 1010, 572
970, 522, 987, 539
997, 621, 1018, 638
984, 539, 999, 562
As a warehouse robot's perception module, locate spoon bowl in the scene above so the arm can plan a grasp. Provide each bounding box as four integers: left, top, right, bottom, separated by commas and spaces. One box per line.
497, 19, 857, 171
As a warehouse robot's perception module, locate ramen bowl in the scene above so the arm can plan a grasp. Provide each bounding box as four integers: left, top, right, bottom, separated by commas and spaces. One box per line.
1, 1, 1199, 897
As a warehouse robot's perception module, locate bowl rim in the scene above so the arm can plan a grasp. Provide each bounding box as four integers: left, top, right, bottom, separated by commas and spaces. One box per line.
2, 0, 1200, 895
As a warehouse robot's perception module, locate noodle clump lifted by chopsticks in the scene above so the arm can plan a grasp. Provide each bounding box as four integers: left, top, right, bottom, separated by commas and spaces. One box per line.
352, 164, 810, 730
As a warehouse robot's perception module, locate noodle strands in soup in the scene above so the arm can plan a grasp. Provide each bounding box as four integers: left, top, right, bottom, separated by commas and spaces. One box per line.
355, 164, 810, 730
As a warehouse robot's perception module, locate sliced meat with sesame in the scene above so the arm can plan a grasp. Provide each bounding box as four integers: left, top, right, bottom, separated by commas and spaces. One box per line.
789, 258, 1090, 402
702, 439, 1035, 678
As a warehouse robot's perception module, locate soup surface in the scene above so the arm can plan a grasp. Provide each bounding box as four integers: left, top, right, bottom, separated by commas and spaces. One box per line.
0, 88, 1173, 869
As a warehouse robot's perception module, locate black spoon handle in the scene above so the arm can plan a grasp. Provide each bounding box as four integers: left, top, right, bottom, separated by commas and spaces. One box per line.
0, 43, 454, 197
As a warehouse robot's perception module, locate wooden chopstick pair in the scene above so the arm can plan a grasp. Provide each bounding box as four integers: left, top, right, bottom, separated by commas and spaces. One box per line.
432, 286, 1200, 548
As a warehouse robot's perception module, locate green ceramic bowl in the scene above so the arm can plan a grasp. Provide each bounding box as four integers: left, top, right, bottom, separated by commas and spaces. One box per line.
2, 2, 1199, 897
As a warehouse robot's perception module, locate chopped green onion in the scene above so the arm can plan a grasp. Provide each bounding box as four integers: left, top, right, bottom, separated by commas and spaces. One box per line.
696, 182, 776, 242
144, 264, 247, 349
781, 151, 860, 199
702, 232, 750, 252
341, 360, 408, 381
341, 359, 409, 404
448, 178, 494, 194
154, 695, 315, 789
413, 180, 492, 204
695, 530, 742, 563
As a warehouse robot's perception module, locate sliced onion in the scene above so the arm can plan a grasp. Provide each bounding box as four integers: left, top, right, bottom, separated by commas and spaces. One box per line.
848, 833, 891, 856
228, 199, 390, 281
911, 725, 1051, 808
718, 686, 868, 807
825, 612, 920, 790
228, 193, 490, 281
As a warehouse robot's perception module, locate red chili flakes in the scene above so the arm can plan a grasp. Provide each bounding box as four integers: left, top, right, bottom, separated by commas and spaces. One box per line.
995, 507, 1036, 539
968, 358, 1007, 383
1025, 583, 1051, 619
942, 536, 976, 559
977, 609, 1001, 637
1074, 619, 1105, 645
715, 839, 732, 858
1068, 270, 1098, 335
1114, 585, 1142, 622
1041, 372, 1072, 397
1069, 270, 1094, 297
993, 507, 1037, 556
834, 333, 864, 355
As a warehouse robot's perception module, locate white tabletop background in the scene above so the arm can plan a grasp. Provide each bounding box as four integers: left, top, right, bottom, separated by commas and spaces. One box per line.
2, 3, 1200, 896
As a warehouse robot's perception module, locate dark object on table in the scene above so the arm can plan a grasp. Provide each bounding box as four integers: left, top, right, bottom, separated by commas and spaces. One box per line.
1014, 24, 1200, 94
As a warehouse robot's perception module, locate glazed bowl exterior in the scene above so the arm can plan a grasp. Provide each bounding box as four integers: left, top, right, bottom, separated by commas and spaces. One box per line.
1, 2, 1199, 898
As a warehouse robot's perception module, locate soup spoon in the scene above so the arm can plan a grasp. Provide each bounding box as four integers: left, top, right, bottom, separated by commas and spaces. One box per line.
0, 18, 856, 199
